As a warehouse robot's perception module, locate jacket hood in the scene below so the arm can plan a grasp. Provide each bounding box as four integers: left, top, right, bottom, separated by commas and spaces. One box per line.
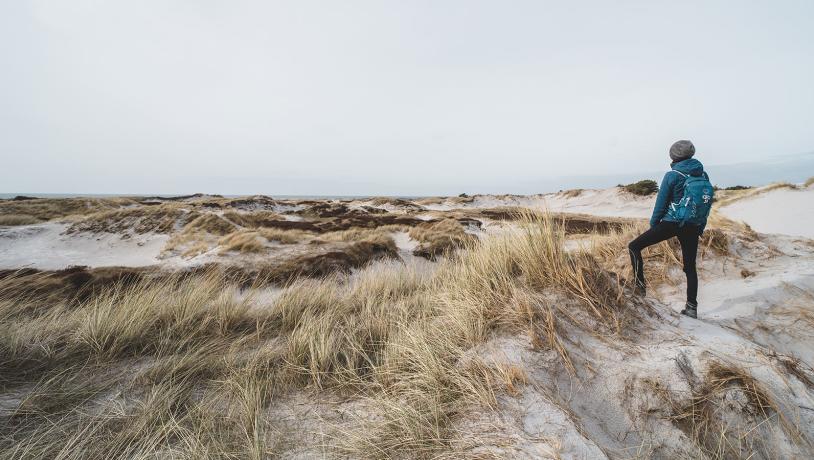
671, 158, 704, 176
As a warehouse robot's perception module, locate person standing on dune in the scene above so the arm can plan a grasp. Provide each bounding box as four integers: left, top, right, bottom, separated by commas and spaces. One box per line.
628, 140, 714, 319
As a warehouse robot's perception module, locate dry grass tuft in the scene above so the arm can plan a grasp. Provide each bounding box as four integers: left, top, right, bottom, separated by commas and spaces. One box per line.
217, 228, 309, 254
183, 213, 236, 236
409, 219, 477, 260
222, 210, 284, 228
561, 188, 585, 198
218, 231, 267, 254
764, 350, 814, 388
67, 204, 191, 235
162, 213, 242, 257
317, 225, 406, 244
804, 177, 814, 188
0, 214, 40, 226
664, 360, 801, 459
700, 228, 729, 256
0, 197, 137, 223
0, 213, 647, 457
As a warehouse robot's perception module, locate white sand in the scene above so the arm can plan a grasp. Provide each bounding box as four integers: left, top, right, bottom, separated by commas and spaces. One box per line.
0, 222, 168, 270
718, 187, 814, 239
423, 188, 655, 219
2, 187, 813, 457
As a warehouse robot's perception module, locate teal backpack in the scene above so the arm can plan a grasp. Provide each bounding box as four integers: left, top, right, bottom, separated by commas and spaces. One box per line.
667, 171, 714, 226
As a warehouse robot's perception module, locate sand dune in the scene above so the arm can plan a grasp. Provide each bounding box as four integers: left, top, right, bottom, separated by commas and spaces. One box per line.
1, 184, 813, 458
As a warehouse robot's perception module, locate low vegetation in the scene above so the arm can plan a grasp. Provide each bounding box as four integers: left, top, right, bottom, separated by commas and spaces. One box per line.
408, 218, 477, 260
0, 197, 137, 223
0, 214, 40, 226
67, 204, 193, 235
2, 194, 810, 457
620, 179, 659, 196
0, 213, 645, 457
658, 359, 800, 458
717, 184, 752, 191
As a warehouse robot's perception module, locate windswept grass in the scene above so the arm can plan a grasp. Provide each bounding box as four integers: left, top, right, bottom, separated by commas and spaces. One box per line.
317, 224, 407, 244
662, 360, 802, 459
222, 210, 284, 228
0, 212, 642, 457
0, 214, 40, 226
0, 197, 137, 223
217, 228, 309, 254
409, 219, 477, 260
67, 204, 193, 235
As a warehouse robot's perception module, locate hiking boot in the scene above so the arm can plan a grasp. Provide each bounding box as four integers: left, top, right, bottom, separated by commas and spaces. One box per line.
680, 302, 698, 319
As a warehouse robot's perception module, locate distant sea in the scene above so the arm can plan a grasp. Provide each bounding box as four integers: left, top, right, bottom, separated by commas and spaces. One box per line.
0, 193, 426, 200
3, 152, 811, 199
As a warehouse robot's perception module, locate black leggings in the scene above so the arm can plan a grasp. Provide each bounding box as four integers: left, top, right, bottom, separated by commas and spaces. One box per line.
628, 221, 699, 305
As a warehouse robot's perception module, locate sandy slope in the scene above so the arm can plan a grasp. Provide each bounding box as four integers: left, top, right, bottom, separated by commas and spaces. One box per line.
718, 186, 814, 239
0, 222, 167, 270
1, 186, 813, 458
422, 188, 655, 219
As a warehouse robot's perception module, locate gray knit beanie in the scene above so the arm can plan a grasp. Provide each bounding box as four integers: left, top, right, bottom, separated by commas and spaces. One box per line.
669, 140, 695, 162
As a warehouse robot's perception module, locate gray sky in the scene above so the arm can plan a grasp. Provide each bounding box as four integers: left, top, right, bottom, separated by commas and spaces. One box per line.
2, 1, 813, 196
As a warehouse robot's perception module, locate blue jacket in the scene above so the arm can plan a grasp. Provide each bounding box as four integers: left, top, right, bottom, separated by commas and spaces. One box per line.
650, 158, 709, 234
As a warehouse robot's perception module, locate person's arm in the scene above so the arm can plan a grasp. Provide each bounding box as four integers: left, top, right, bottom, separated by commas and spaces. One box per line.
649, 172, 674, 227
698, 171, 710, 236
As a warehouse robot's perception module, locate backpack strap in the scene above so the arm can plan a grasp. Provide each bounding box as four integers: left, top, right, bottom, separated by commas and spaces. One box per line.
670, 170, 688, 178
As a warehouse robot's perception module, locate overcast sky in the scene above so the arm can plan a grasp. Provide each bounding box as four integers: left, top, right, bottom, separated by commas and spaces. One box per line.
2, 1, 813, 195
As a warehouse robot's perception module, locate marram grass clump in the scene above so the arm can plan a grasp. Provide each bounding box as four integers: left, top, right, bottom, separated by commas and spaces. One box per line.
0, 213, 645, 458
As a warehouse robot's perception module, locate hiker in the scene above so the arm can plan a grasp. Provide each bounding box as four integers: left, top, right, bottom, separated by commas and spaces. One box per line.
628, 140, 714, 319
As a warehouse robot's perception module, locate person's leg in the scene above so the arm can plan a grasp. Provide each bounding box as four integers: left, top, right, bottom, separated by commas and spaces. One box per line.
628, 222, 678, 293
677, 225, 700, 316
